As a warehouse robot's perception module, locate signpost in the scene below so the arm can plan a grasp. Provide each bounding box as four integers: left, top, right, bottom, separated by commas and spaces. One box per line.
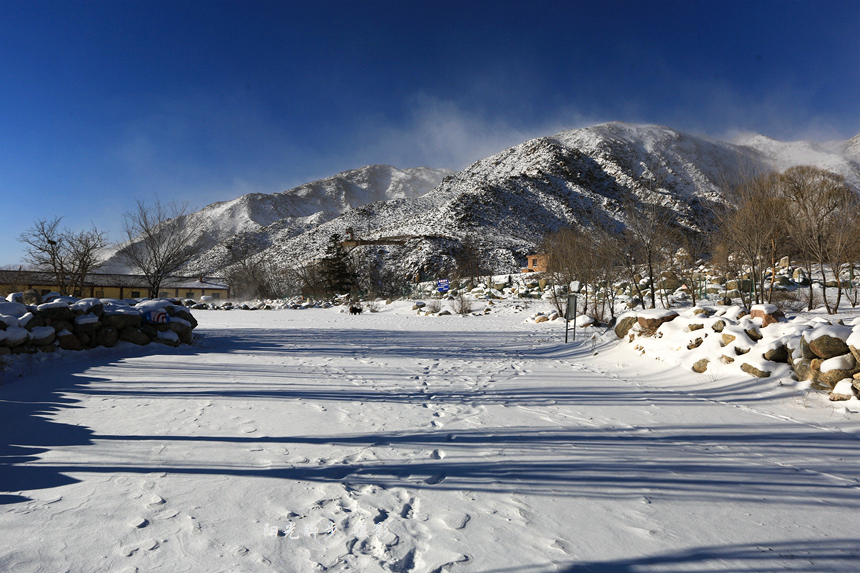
564, 293, 577, 343
437, 278, 450, 293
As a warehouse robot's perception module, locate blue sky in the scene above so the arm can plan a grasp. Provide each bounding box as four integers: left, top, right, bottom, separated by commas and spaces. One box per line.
1, 0, 859, 266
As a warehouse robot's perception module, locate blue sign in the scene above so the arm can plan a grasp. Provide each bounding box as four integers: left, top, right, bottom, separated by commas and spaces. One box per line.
437, 279, 450, 293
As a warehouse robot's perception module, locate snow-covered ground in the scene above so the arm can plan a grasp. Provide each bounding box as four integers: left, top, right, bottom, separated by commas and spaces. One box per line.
2, 300, 859, 572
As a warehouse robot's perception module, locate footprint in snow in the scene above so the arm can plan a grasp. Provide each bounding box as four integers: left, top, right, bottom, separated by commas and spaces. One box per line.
442, 513, 470, 530
129, 517, 149, 528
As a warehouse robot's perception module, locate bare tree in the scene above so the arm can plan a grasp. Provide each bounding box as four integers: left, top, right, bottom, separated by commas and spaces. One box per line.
778, 166, 854, 313
823, 203, 860, 312
621, 198, 678, 309
542, 227, 590, 316
671, 230, 709, 307
717, 172, 788, 305
223, 242, 287, 300
18, 217, 108, 296
117, 197, 210, 298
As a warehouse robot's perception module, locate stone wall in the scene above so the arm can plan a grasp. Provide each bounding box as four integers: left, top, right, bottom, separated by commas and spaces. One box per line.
0, 293, 198, 357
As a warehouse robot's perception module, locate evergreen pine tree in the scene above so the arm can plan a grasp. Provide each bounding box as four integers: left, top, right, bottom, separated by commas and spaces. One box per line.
320, 233, 357, 296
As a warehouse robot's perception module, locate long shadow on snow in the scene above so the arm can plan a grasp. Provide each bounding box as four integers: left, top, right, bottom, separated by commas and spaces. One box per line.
553, 538, 860, 573
477, 538, 860, 573
4, 325, 856, 508
51, 420, 860, 506
84, 326, 794, 407
0, 343, 203, 505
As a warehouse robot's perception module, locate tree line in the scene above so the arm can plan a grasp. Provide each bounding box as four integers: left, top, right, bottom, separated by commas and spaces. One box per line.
541, 165, 860, 318
14, 197, 208, 298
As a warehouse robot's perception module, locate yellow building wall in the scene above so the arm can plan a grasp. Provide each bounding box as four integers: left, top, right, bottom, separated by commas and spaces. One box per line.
0, 283, 228, 300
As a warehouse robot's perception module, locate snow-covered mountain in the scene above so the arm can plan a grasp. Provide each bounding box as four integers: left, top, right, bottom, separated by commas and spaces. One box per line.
187, 164, 452, 244
239, 123, 860, 277
114, 122, 860, 280
102, 165, 452, 272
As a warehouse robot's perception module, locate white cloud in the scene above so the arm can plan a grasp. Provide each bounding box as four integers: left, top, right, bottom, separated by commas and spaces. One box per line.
348, 94, 605, 170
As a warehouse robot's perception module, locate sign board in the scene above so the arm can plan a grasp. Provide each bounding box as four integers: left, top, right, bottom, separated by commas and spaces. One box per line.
437, 279, 450, 293
564, 294, 577, 343
564, 294, 577, 320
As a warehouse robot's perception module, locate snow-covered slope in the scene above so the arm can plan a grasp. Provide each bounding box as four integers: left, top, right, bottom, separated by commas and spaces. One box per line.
739, 133, 860, 189
111, 123, 860, 279
187, 164, 452, 242
102, 165, 452, 272
257, 122, 832, 276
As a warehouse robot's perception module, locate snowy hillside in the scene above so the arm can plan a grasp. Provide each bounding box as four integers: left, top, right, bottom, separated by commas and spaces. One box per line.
110, 123, 860, 279
738, 133, 860, 189
253, 122, 860, 277
102, 165, 452, 272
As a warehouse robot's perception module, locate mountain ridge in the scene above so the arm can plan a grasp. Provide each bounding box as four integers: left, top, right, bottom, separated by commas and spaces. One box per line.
108, 122, 860, 280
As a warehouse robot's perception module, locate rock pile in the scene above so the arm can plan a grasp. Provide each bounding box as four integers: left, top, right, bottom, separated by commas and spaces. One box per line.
616, 303, 860, 401
0, 296, 198, 356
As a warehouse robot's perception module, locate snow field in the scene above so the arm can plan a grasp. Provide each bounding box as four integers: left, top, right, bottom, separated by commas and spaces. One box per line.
2, 300, 860, 572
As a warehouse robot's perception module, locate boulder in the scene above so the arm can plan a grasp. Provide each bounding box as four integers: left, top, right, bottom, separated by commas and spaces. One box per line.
744, 328, 763, 342
711, 319, 726, 333
636, 310, 678, 331
741, 363, 771, 378
687, 337, 703, 350
94, 326, 119, 348
687, 323, 704, 332
119, 326, 151, 346
793, 359, 813, 381
832, 379, 857, 400
21, 289, 42, 305
2, 326, 29, 348
534, 315, 549, 323
168, 322, 194, 344
29, 326, 56, 346
574, 315, 594, 327
102, 313, 143, 330
808, 335, 850, 360
692, 359, 709, 373
750, 304, 785, 328
722, 333, 736, 345
173, 309, 198, 329
719, 355, 735, 364
71, 298, 104, 317
139, 323, 158, 339
153, 329, 181, 347
614, 315, 638, 338
763, 344, 789, 363
814, 353, 858, 388
792, 268, 809, 285
57, 331, 82, 350
21, 313, 45, 330
37, 302, 74, 322
73, 314, 102, 334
